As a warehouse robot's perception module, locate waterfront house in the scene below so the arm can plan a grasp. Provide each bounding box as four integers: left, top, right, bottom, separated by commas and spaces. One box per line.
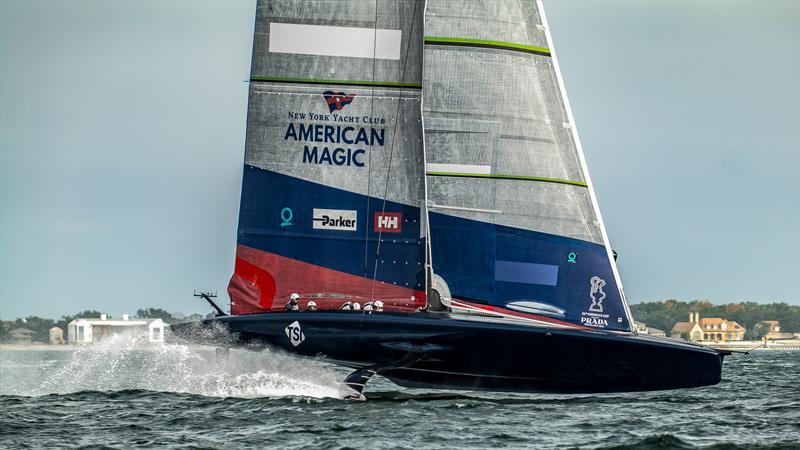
9, 328, 35, 344
671, 313, 704, 341
49, 327, 65, 345
698, 317, 745, 342
634, 321, 667, 337
671, 313, 744, 342
755, 320, 795, 340
67, 313, 165, 344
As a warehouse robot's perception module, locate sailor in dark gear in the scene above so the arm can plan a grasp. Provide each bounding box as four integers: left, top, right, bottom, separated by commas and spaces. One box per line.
285, 293, 300, 311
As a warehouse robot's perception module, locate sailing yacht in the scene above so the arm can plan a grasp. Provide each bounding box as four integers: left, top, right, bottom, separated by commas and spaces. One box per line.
173, 0, 726, 398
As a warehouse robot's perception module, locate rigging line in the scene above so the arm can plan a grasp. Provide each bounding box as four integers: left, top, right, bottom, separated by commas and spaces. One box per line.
363, 0, 380, 278
369, 0, 420, 303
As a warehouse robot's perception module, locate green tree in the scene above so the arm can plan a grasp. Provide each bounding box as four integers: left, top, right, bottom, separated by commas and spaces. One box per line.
631, 300, 800, 336
13, 316, 55, 343
135, 308, 175, 323
0, 321, 10, 342
55, 310, 105, 331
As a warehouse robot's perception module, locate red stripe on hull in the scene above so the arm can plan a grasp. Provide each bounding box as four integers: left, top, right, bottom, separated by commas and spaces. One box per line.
451, 299, 590, 330
229, 244, 425, 315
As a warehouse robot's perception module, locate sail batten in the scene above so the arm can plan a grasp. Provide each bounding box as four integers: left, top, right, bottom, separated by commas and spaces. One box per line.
424, 36, 551, 56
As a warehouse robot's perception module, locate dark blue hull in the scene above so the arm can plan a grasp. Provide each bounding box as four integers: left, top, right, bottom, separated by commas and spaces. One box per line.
171, 312, 725, 394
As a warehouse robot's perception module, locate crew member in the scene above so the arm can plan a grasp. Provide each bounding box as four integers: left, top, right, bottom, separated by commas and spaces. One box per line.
306, 301, 317, 312
373, 300, 384, 312
285, 293, 300, 311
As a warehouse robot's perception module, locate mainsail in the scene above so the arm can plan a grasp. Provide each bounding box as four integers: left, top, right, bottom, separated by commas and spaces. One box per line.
228, 0, 427, 314
421, 0, 633, 331
227, 0, 633, 332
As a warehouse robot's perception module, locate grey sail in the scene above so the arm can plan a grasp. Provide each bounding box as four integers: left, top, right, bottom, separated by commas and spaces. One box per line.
421, 0, 633, 331
228, 0, 428, 315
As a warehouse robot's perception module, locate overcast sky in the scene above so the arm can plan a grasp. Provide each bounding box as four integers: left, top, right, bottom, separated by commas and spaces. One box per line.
1, 0, 798, 320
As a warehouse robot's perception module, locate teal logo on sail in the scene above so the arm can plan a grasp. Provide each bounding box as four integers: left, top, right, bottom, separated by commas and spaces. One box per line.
280, 207, 293, 227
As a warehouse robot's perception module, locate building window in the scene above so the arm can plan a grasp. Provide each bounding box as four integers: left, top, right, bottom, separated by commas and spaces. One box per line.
77, 326, 84, 341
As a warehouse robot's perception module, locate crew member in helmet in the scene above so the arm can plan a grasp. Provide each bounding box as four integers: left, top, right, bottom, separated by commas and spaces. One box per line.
362, 301, 383, 313
306, 301, 317, 312
285, 293, 300, 311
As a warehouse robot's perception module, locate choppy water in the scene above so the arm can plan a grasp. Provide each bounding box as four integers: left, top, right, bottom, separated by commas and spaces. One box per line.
1, 334, 798, 449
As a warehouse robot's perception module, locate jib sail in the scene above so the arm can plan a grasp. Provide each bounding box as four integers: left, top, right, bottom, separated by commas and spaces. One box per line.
421, 0, 633, 331
228, 0, 427, 314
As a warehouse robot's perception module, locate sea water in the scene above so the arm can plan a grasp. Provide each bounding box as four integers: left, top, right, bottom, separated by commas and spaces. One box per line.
1, 333, 798, 449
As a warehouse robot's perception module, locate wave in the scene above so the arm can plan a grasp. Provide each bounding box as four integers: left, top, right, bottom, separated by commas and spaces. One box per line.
0, 331, 351, 400
594, 434, 800, 450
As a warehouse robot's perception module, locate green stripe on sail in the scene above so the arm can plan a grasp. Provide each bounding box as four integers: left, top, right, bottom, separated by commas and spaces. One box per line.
250, 76, 422, 89
426, 172, 587, 187
424, 37, 551, 56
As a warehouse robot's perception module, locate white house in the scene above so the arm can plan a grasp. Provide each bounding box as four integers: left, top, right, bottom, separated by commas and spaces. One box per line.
67, 313, 165, 344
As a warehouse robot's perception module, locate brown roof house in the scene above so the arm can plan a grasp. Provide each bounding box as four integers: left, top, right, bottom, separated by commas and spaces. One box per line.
755, 320, 794, 340
671, 313, 703, 341
698, 316, 745, 342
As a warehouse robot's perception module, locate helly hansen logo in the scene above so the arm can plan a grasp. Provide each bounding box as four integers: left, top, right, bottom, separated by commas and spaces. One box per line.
323, 91, 355, 112
374, 212, 402, 233
313, 208, 357, 231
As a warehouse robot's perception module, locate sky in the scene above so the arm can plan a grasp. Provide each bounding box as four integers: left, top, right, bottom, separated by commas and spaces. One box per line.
1, 0, 798, 320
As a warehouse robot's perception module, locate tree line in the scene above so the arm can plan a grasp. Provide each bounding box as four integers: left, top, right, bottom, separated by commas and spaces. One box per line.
630, 300, 800, 338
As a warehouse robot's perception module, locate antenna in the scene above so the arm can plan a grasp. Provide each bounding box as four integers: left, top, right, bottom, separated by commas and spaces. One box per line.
193, 290, 227, 317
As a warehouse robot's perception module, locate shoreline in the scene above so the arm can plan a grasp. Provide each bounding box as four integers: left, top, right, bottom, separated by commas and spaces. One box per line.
2, 340, 800, 351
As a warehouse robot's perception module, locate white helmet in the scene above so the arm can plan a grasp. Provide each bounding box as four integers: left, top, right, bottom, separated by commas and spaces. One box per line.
374, 300, 384, 311
290, 293, 300, 302
306, 301, 317, 311
352, 302, 361, 310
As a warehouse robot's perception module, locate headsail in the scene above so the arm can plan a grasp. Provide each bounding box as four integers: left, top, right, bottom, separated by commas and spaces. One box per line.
421, 0, 633, 331
229, 0, 427, 314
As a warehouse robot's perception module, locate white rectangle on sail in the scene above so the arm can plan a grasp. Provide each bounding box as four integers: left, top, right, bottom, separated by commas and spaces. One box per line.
269, 23, 402, 60
426, 164, 491, 175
